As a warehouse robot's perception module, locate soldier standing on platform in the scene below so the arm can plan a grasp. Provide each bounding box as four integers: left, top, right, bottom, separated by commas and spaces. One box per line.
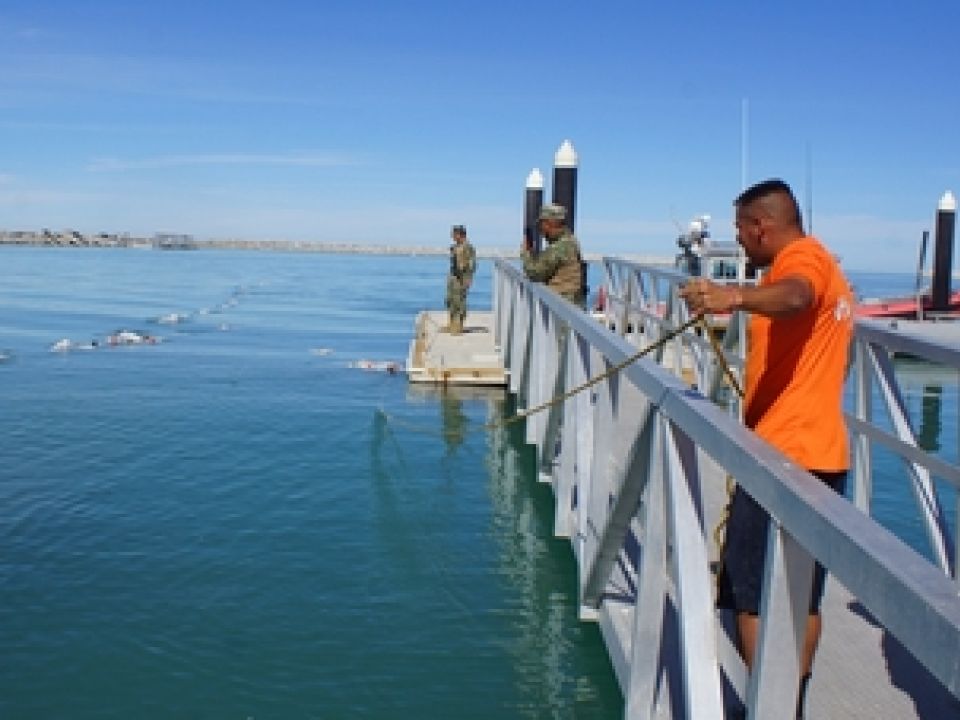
445, 225, 476, 335
521, 203, 585, 307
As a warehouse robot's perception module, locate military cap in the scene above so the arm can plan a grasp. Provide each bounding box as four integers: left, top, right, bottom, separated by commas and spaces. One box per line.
451, 224, 467, 235
538, 203, 567, 221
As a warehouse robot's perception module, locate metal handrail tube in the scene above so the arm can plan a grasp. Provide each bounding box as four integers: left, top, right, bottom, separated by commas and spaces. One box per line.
494, 258, 960, 713
846, 416, 960, 489
848, 328, 957, 578
857, 318, 960, 368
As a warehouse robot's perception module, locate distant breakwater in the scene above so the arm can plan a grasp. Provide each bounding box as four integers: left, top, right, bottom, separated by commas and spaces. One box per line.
0, 231, 516, 258
0, 230, 672, 265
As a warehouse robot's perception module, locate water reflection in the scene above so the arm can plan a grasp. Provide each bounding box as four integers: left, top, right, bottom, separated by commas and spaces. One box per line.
440, 389, 468, 455
919, 384, 942, 453
895, 358, 958, 455
374, 384, 620, 716
485, 395, 621, 717
875, 358, 960, 558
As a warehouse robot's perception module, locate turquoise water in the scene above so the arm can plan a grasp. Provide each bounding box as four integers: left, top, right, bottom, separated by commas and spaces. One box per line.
0, 247, 620, 719
1, 247, 955, 718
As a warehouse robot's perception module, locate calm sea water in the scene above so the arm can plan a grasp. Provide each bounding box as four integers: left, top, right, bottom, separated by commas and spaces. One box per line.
0, 247, 620, 720
1, 247, 955, 719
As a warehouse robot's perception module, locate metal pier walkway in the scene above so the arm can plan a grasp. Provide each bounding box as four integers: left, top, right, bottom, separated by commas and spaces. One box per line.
492, 257, 960, 719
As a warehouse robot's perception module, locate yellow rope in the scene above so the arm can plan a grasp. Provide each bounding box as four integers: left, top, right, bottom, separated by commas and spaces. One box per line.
385, 312, 717, 439
703, 317, 744, 400
392, 311, 746, 438
484, 313, 704, 429
699, 314, 747, 586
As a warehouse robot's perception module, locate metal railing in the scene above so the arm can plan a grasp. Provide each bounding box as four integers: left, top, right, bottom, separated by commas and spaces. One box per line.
849, 319, 959, 580
493, 257, 960, 719
597, 257, 959, 578
597, 257, 748, 416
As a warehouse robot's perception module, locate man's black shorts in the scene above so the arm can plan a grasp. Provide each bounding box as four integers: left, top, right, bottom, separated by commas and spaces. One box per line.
716, 470, 847, 615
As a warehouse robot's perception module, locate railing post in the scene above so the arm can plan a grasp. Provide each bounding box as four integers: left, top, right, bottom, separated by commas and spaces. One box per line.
581, 403, 656, 608
663, 418, 724, 719
870, 343, 954, 575
625, 414, 667, 718
620, 268, 632, 339
538, 316, 566, 481
579, 355, 616, 618
554, 325, 579, 538
747, 523, 814, 719
572, 339, 596, 563
852, 338, 873, 513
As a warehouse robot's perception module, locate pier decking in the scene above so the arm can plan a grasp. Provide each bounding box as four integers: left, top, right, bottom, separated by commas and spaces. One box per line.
405, 310, 506, 386
492, 257, 960, 719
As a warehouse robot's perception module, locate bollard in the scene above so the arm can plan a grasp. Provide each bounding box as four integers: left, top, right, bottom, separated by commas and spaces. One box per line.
525, 168, 544, 255
931, 191, 956, 312
552, 140, 578, 233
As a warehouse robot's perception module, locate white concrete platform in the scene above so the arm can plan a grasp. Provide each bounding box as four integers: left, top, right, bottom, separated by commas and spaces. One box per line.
406, 310, 506, 386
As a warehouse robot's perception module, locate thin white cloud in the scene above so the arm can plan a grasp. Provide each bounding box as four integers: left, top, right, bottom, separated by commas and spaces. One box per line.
0, 16, 49, 41
15, 27, 46, 40
0, 187, 107, 208
87, 153, 364, 172
0, 51, 342, 107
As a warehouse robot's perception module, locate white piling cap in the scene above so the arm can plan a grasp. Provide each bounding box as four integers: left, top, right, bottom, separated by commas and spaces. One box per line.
526, 168, 544, 190
554, 140, 578, 168
939, 191, 956, 212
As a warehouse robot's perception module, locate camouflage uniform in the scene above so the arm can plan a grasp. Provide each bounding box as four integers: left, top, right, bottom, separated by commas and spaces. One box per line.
446, 239, 476, 332
521, 229, 585, 306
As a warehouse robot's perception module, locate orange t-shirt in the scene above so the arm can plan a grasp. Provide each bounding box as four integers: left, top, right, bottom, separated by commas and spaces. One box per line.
744, 236, 853, 471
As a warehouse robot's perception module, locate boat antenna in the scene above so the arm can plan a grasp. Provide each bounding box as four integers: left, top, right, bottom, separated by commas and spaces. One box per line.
805, 142, 813, 234
740, 98, 749, 190
669, 206, 684, 234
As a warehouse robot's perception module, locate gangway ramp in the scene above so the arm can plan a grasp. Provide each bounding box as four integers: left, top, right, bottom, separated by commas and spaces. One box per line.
494, 257, 960, 719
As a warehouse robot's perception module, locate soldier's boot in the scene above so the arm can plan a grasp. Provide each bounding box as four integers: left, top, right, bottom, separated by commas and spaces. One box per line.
440, 311, 454, 333
449, 316, 463, 335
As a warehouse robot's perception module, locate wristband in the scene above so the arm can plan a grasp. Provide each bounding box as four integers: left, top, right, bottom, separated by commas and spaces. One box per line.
729, 288, 743, 311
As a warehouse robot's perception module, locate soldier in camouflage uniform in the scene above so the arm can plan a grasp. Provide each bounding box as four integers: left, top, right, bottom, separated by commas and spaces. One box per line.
445, 225, 476, 335
521, 203, 585, 307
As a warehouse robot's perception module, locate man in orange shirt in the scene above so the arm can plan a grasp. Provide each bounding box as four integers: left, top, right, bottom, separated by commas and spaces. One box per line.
680, 178, 853, 718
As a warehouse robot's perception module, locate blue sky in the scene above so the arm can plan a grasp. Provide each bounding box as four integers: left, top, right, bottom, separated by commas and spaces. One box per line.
1, 1, 957, 271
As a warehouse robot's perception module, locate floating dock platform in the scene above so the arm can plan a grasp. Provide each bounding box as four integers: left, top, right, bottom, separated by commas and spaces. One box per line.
406, 311, 506, 386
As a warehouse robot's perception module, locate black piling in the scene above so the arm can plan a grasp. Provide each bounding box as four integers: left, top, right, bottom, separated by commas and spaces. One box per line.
552, 140, 578, 233
524, 168, 544, 255
915, 230, 930, 295
931, 191, 956, 311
